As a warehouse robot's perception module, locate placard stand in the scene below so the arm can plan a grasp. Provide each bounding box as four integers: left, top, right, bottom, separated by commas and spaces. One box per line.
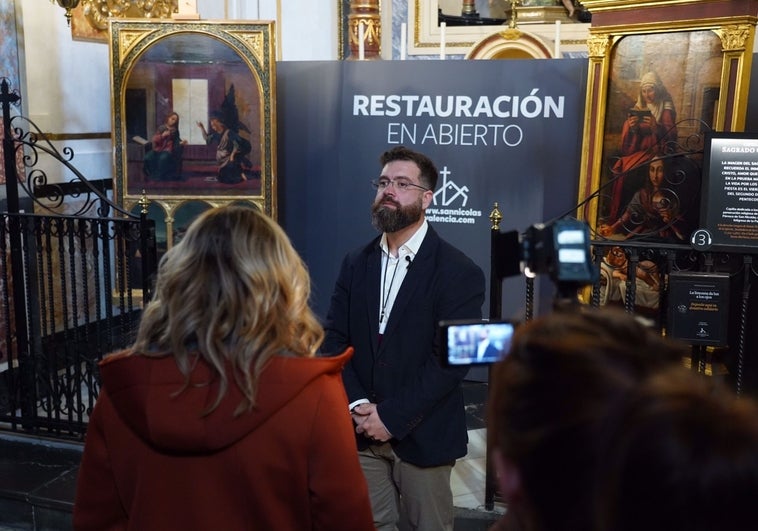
667, 271, 730, 347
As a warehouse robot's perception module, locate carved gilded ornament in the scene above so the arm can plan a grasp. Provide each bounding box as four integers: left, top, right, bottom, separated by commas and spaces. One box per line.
232, 32, 265, 66
118, 30, 149, 64
587, 34, 611, 58
82, 0, 177, 31
351, 18, 380, 46
716, 25, 751, 52
499, 28, 524, 41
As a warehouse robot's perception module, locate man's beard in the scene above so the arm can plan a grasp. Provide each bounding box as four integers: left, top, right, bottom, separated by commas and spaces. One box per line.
371, 196, 423, 233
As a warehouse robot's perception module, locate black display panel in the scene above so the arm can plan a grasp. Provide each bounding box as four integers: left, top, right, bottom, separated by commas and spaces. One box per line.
698, 131, 758, 252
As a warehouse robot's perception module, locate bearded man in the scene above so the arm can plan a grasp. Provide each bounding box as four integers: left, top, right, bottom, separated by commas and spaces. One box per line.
323, 146, 485, 531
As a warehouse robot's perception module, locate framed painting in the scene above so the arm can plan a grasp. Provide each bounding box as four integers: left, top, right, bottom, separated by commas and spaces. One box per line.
577, 17, 757, 243
109, 19, 277, 242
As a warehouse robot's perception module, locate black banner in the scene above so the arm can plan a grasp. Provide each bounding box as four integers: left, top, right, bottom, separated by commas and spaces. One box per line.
277, 60, 587, 319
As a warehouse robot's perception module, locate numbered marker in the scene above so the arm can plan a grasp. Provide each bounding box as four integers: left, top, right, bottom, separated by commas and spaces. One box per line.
690, 229, 713, 251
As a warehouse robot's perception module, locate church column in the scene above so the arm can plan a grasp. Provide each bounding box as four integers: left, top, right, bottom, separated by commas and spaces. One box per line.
348, 0, 381, 60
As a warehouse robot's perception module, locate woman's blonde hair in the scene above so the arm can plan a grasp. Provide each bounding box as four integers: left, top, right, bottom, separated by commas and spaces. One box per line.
133, 204, 324, 415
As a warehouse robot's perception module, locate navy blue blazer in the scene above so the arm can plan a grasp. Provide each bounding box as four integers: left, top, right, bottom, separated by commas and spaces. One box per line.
323, 225, 485, 467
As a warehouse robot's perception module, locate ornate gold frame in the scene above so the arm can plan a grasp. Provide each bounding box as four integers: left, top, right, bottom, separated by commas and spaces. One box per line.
109, 19, 277, 252
576, 14, 757, 227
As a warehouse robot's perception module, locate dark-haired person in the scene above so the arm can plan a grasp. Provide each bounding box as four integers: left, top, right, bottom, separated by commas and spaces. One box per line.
487, 308, 688, 531
323, 146, 485, 531
594, 367, 758, 531
74, 205, 374, 530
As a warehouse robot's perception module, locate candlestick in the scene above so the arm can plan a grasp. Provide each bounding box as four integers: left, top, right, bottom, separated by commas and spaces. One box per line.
172, 0, 200, 20
359, 22, 365, 61
440, 22, 446, 60
400, 22, 407, 60
179, 0, 196, 15
554, 20, 561, 58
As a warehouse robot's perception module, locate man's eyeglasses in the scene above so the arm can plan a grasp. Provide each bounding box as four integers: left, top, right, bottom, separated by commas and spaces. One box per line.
371, 178, 430, 193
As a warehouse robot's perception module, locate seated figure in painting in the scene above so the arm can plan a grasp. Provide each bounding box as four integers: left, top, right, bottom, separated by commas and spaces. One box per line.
599, 157, 688, 242
143, 111, 187, 182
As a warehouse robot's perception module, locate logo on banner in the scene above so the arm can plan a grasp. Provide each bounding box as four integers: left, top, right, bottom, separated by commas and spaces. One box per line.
426, 167, 483, 225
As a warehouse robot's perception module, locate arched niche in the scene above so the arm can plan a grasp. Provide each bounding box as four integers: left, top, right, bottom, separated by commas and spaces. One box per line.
465, 28, 554, 59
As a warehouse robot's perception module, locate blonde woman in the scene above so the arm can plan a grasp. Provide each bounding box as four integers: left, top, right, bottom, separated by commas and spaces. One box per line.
73, 205, 374, 530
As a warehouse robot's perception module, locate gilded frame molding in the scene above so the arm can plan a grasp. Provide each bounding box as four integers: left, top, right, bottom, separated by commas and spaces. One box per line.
576, 16, 757, 228
109, 19, 277, 252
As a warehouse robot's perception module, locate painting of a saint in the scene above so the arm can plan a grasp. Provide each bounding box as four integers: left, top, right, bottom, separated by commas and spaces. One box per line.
597, 30, 723, 243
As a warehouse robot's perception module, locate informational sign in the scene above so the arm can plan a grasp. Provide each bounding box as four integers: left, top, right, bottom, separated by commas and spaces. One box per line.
699, 132, 758, 252
277, 60, 588, 319
667, 272, 730, 346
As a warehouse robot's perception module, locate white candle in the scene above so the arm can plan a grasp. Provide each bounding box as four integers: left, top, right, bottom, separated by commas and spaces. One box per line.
400, 22, 407, 60
440, 22, 446, 60
554, 20, 561, 58
358, 22, 365, 61
172, 0, 200, 19
178, 0, 197, 15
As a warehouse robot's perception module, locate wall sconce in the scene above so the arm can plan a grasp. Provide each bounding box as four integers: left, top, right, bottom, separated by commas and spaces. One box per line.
53, 0, 179, 33
51, 0, 81, 26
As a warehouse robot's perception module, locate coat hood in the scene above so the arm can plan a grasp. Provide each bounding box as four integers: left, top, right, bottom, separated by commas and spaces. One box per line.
98, 348, 353, 454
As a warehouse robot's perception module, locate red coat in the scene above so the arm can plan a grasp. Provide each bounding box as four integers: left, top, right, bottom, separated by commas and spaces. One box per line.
73, 348, 375, 531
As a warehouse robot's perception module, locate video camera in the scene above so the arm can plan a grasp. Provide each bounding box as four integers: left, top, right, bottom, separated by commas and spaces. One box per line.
439, 219, 597, 366
493, 218, 597, 292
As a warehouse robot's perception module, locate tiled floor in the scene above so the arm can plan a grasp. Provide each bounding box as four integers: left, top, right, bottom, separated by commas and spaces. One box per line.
0, 380, 505, 529
452, 428, 507, 515
0, 428, 505, 531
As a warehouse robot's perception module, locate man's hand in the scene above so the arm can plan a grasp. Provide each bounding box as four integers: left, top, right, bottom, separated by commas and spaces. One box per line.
351, 403, 392, 442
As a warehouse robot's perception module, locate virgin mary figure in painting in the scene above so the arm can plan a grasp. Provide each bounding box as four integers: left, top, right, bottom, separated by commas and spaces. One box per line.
143, 111, 187, 182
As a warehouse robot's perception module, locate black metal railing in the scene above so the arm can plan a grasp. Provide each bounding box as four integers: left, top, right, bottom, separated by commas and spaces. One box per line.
0, 212, 148, 436
0, 78, 157, 441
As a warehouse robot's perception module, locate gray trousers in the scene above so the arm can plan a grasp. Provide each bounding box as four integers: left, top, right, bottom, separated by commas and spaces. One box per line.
358, 443, 454, 531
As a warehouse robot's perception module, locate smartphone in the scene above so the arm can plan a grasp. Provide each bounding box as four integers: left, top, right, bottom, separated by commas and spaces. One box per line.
439, 319, 516, 366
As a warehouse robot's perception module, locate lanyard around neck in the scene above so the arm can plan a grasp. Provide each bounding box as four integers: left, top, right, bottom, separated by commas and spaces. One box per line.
380, 253, 401, 324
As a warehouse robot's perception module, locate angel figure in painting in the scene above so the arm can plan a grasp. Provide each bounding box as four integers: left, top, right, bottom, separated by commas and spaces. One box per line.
196, 85, 258, 185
